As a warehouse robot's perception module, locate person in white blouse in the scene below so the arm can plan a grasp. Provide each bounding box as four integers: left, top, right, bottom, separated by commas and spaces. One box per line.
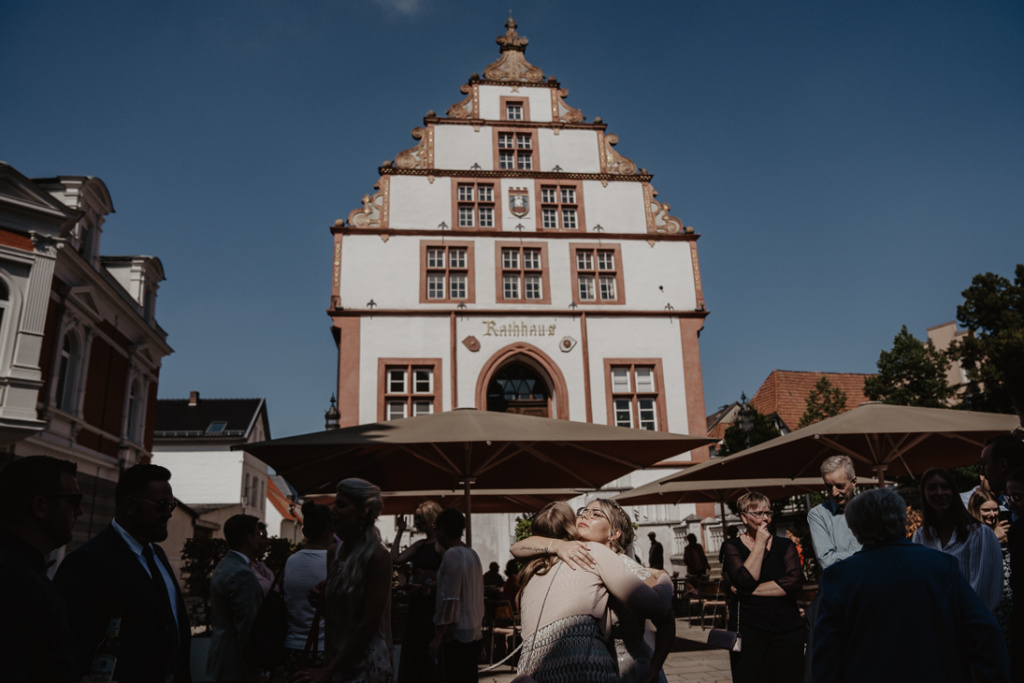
428, 508, 484, 683
911, 467, 1003, 611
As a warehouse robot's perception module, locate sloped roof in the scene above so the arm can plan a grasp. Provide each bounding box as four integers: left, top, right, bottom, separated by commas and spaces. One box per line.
750, 370, 874, 432
706, 402, 740, 440
267, 478, 301, 524
155, 397, 266, 440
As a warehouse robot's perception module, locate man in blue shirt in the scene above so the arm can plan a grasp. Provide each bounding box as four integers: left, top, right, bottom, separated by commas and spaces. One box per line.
804, 455, 862, 682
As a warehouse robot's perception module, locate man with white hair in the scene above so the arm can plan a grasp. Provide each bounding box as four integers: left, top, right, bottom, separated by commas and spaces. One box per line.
804, 455, 862, 682
813, 488, 1009, 682
807, 455, 862, 569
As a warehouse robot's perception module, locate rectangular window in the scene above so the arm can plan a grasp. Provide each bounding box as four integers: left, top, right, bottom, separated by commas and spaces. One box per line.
413, 369, 433, 393
571, 245, 624, 305
578, 275, 595, 301
387, 368, 407, 393
538, 183, 583, 230
606, 361, 665, 432
506, 102, 523, 120
427, 273, 446, 300
524, 273, 542, 300
421, 242, 475, 303
450, 273, 467, 300
380, 359, 442, 421
495, 242, 550, 304
496, 131, 533, 171
455, 182, 496, 229
503, 274, 520, 300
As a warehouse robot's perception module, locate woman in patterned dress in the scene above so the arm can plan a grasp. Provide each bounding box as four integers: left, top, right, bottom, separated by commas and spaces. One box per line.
511, 501, 672, 683
969, 488, 1013, 640
297, 478, 394, 683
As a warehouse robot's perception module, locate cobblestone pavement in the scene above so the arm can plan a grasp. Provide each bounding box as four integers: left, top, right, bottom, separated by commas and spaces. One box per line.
477, 618, 733, 683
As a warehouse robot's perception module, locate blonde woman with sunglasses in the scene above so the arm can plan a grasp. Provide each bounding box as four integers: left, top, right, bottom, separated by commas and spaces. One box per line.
511, 500, 674, 683
720, 491, 804, 683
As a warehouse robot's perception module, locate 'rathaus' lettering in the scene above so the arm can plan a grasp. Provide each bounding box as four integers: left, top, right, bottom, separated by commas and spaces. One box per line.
483, 320, 557, 337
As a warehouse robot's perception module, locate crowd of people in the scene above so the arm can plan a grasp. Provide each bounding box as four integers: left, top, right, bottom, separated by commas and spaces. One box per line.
2, 366, 1023, 683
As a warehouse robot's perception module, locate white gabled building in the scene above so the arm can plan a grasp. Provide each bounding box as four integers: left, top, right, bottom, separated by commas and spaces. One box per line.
329, 18, 713, 571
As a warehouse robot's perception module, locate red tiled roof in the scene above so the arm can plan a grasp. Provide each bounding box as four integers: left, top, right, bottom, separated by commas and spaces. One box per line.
750, 370, 874, 432
267, 478, 301, 523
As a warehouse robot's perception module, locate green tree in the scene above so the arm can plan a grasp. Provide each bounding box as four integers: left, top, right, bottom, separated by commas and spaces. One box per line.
864, 326, 956, 407
718, 403, 781, 457
798, 376, 848, 428
950, 264, 1024, 413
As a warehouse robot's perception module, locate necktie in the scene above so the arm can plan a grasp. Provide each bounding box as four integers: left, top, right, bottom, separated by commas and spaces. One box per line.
142, 545, 179, 646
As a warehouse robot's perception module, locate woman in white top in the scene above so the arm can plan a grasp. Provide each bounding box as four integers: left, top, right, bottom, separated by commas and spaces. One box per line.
911, 467, 1003, 611
512, 501, 672, 683
282, 501, 332, 675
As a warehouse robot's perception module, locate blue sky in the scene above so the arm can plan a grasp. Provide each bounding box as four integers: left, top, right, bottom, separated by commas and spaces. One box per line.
3, 1, 1022, 438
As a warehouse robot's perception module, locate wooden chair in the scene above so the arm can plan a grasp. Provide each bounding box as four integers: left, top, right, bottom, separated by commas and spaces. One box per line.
485, 600, 521, 668
698, 579, 729, 630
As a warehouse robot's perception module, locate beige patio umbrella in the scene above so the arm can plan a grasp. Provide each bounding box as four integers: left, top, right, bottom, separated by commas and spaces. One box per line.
659, 402, 1018, 487
614, 476, 828, 531
307, 487, 586, 515
237, 408, 713, 544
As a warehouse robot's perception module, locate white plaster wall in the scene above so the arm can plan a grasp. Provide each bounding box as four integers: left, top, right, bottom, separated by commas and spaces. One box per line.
358, 316, 453, 423
152, 448, 243, 504
583, 315, 689, 434
452, 313, 588, 420
340, 235, 422, 309
388, 176, 451, 229
618, 240, 697, 310
539, 129, 601, 174
433, 125, 495, 171
478, 85, 553, 123
581, 181, 647, 232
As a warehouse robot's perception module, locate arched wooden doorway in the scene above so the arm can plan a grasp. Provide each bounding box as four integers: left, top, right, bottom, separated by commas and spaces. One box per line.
486, 361, 550, 416
475, 343, 569, 419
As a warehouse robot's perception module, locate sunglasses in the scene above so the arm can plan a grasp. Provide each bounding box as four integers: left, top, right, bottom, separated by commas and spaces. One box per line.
132, 497, 177, 514
576, 507, 608, 520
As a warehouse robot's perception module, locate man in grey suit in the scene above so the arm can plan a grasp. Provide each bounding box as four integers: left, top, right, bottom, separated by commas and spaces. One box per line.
207, 514, 264, 683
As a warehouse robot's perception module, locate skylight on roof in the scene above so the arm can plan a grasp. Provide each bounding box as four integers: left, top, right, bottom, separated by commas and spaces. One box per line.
206, 421, 228, 434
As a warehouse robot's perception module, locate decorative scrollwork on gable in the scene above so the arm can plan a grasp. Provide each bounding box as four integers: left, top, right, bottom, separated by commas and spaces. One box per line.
482, 16, 545, 83
446, 83, 476, 119
347, 182, 388, 229
551, 88, 584, 124
644, 185, 685, 234
601, 133, 638, 175
484, 52, 544, 83
395, 127, 433, 170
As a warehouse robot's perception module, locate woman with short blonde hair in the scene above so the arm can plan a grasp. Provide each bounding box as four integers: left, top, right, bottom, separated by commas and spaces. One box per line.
720, 491, 804, 683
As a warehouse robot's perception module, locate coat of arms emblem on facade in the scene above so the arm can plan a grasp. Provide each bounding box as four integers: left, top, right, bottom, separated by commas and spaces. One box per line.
509, 188, 530, 218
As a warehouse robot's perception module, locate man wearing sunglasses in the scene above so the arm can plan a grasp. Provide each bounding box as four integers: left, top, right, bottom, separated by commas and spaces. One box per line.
0, 455, 83, 682
56, 463, 192, 682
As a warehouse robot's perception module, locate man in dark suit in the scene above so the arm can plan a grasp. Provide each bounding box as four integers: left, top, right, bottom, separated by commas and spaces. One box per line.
0, 455, 83, 682
647, 531, 664, 570
813, 487, 1009, 683
55, 463, 191, 682
207, 514, 263, 683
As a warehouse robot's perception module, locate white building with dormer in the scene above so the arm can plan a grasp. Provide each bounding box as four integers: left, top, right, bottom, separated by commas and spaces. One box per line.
327, 18, 714, 570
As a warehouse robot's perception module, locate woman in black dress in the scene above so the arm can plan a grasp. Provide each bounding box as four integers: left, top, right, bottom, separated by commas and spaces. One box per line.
721, 491, 804, 683
391, 500, 444, 683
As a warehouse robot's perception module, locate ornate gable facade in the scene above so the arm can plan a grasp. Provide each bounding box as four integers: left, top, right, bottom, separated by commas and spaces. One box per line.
328, 18, 712, 569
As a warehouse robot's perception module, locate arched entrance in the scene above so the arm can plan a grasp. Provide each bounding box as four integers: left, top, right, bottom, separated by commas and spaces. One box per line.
486, 361, 550, 416
475, 343, 569, 419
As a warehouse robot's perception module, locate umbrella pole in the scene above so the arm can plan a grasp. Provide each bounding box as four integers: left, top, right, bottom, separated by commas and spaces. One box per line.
464, 476, 473, 546
873, 465, 887, 488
